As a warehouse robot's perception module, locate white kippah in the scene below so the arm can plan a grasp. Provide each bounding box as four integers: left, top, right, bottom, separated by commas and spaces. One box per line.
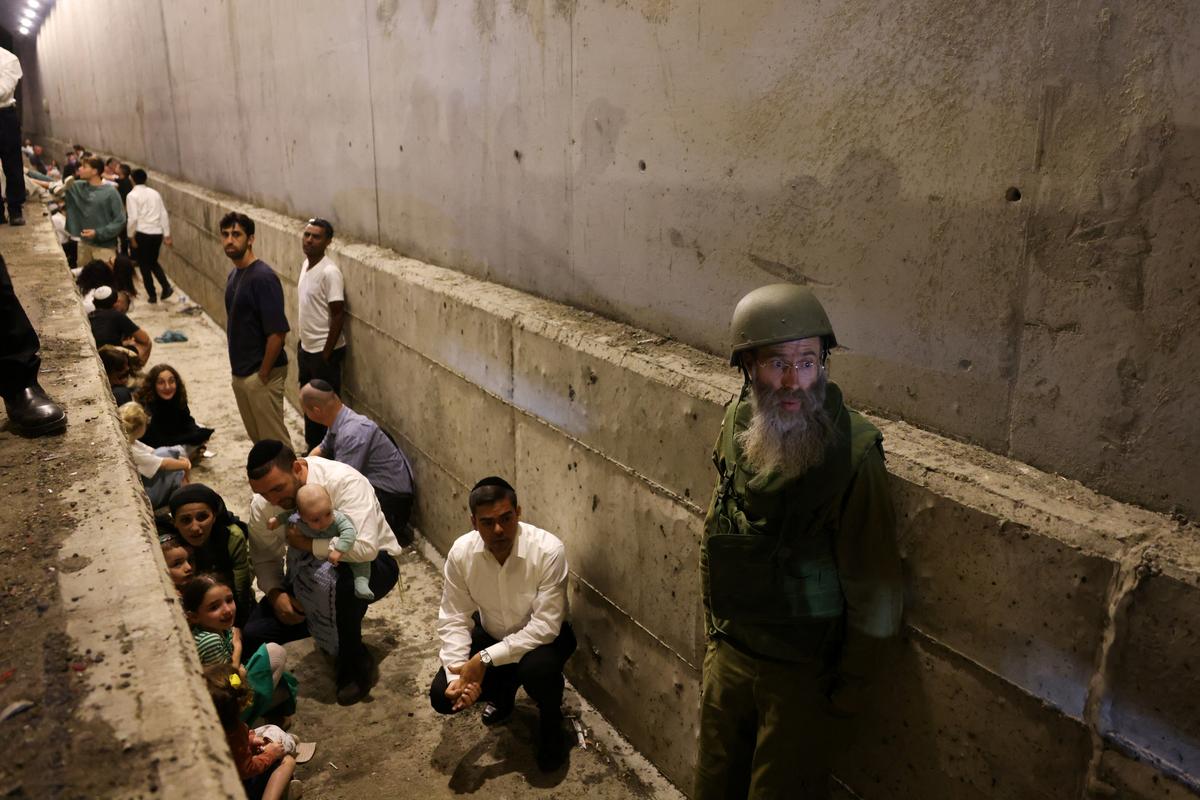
93, 285, 114, 300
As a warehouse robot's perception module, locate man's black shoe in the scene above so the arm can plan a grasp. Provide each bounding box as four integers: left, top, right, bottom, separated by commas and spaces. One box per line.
480, 700, 514, 727
161, 286, 174, 300
536, 720, 568, 772
147, 296, 158, 304
336, 679, 366, 705
9, 216, 25, 226
4, 384, 67, 436
336, 651, 378, 705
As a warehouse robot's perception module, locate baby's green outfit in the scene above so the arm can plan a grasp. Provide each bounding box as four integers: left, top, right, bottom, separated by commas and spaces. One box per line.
277, 509, 374, 600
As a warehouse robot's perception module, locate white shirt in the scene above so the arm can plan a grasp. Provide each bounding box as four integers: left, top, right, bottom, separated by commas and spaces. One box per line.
0, 48, 20, 108
248, 456, 402, 595
51, 212, 69, 245
126, 184, 171, 237
296, 255, 346, 353
129, 441, 163, 478
437, 522, 568, 679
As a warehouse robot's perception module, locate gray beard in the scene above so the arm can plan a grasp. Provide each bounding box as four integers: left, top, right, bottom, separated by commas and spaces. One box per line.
736, 376, 836, 479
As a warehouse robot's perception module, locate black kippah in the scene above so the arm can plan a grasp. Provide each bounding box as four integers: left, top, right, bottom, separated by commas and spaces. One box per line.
472, 475, 514, 493
246, 439, 285, 472
308, 378, 334, 392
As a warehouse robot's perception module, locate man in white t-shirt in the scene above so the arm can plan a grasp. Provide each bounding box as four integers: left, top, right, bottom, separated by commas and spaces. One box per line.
296, 217, 346, 451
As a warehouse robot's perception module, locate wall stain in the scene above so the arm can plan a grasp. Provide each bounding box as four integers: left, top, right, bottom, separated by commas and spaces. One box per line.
420, 0, 438, 29
616, 0, 672, 24
512, 0, 547, 46
747, 253, 831, 287
377, 0, 400, 36
579, 98, 626, 179
473, 0, 497, 37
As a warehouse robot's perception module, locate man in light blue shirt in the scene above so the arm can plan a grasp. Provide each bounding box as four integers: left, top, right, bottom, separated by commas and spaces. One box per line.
302, 380, 415, 544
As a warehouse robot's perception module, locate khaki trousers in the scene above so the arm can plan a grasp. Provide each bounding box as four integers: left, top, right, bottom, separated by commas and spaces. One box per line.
78, 242, 117, 265
230, 366, 291, 445
695, 638, 843, 800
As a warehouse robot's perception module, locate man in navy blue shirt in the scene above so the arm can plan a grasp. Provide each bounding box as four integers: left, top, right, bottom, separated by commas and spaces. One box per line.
221, 212, 292, 445
302, 380, 416, 545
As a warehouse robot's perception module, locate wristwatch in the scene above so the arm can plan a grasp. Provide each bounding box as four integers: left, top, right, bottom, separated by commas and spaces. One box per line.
479, 649, 492, 666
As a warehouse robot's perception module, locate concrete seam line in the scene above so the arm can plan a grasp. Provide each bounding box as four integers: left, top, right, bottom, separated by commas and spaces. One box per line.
904, 623, 1085, 721
349, 365, 706, 517
571, 574, 699, 672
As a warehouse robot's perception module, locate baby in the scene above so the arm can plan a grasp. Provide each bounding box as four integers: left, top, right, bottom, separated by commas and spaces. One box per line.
268, 484, 373, 600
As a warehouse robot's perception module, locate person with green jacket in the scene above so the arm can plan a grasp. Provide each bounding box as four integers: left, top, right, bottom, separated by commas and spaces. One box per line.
64, 155, 126, 265
697, 284, 904, 800
169, 483, 255, 628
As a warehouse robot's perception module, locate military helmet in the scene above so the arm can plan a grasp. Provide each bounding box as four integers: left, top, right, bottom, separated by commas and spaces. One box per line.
728, 283, 837, 366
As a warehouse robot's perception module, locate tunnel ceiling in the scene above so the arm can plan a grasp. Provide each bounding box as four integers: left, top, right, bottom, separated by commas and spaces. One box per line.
4, 0, 51, 46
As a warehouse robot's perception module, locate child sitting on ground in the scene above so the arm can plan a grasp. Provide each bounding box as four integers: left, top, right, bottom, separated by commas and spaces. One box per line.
203, 664, 302, 800
183, 574, 298, 725
158, 528, 193, 593
267, 484, 374, 600
119, 401, 190, 508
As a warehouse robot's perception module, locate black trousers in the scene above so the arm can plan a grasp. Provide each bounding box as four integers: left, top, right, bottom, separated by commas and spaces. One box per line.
0, 107, 24, 217
133, 232, 172, 299
63, 240, 78, 269
375, 487, 413, 546
241, 549, 399, 686
429, 618, 576, 720
297, 345, 345, 451
0, 253, 40, 400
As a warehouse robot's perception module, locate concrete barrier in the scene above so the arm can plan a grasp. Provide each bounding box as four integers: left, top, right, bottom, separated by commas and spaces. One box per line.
63, 144, 1200, 797
1, 210, 243, 797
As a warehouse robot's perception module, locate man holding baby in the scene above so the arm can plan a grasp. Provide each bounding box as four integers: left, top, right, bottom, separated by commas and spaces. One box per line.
241, 439, 402, 705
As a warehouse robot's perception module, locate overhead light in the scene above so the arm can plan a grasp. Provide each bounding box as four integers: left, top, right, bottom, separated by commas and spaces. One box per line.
26, 0, 40, 7
18, 28, 29, 36
21, 11, 35, 21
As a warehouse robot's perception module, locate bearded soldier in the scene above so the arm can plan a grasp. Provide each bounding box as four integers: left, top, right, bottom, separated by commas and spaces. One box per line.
697, 284, 903, 799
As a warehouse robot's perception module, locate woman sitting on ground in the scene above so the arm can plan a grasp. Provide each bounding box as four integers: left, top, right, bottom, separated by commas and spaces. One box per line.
169, 484, 254, 627
135, 364, 214, 457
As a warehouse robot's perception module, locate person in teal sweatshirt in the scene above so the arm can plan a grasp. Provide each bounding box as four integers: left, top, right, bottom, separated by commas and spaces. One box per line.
65, 155, 126, 264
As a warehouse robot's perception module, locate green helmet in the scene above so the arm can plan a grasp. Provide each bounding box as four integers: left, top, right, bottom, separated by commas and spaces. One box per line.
728, 283, 837, 366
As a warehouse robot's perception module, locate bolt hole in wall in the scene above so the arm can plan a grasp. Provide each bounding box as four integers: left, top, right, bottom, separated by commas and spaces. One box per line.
638, 159, 647, 171
514, 149, 522, 162
1006, 186, 1022, 202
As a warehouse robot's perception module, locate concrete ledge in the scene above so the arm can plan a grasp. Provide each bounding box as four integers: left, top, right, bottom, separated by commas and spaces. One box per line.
0, 212, 242, 797
110, 158, 1200, 797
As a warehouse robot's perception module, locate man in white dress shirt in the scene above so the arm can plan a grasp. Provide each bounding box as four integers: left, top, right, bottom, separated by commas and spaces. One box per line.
429, 476, 577, 772
241, 439, 403, 705
125, 168, 174, 303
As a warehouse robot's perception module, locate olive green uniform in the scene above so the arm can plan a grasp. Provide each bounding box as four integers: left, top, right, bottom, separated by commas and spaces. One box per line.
696, 381, 903, 800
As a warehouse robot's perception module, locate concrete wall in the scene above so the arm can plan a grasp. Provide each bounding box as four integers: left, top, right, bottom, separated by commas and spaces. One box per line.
82, 162, 1199, 797
18, 0, 1200, 522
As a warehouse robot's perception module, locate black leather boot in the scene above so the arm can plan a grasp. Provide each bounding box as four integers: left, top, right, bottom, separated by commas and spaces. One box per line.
4, 383, 67, 435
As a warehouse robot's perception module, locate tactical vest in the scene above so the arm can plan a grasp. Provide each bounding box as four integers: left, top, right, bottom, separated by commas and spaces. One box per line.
702, 383, 883, 658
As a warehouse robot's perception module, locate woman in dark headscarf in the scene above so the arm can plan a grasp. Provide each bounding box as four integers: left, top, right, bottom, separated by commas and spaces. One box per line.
169, 484, 253, 627
135, 364, 214, 457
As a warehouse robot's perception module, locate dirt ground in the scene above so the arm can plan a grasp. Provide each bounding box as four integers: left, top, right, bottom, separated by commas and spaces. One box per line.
99, 259, 686, 797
